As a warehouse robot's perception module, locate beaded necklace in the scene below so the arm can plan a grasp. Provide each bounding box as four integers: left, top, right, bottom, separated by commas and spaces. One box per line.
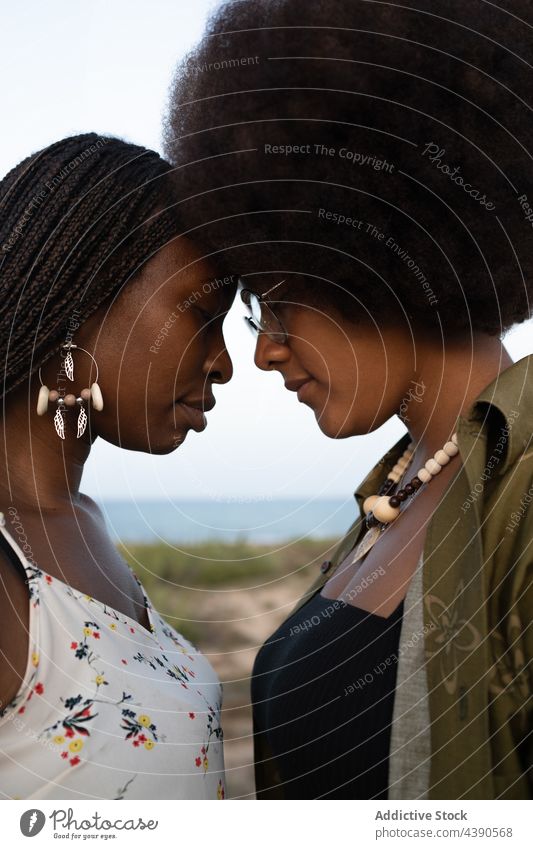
344, 433, 460, 569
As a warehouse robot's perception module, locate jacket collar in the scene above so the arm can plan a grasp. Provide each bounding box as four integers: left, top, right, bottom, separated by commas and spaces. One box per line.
461, 353, 533, 476
354, 353, 533, 502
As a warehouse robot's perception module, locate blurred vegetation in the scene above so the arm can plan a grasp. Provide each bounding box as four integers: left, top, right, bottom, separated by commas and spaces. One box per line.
117, 537, 337, 644
117, 537, 336, 587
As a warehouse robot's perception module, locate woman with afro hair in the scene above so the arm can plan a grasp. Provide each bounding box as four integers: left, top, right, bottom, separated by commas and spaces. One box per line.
164, 0, 533, 799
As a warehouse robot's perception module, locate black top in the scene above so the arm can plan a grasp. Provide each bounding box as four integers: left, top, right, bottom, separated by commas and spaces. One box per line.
252, 589, 404, 799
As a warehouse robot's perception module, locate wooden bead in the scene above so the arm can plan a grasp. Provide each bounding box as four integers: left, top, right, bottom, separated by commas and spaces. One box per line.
435, 449, 450, 466
404, 483, 415, 495
378, 480, 395, 495
425, 458, 442, 475
64, 394, 77, 407
90, 382, 104, 411
80, 388, 91, 402
372, 496, 401, 523
396, 490, 407, 502
36, 385, 49, 416
451, 433, 458, 445
391, 464, 405, 477
411, 477, 422, 489
418, 467, 432, 483
443, 441, 459, 457
389, 496, 401, 508
49, 389, 59, 402
363, 495, 380, 514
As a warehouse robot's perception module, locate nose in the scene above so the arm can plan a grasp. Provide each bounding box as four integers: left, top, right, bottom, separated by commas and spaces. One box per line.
254, 332, 291, 371
206, 344, 233, 385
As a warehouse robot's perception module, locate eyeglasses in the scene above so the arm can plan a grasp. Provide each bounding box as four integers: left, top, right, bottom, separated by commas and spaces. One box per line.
240, 279, 288, 344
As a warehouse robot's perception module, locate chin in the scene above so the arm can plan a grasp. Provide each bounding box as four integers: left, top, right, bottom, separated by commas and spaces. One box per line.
316, 408, 376, 439
148, 443, 183, 455
146, 419, 190, 453
314, 409, 356, 439
103, 428, 189, 454
156, 432, 189, 454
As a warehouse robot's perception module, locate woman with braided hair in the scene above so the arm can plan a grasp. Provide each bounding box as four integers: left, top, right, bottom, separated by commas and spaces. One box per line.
0, 134, 234, 799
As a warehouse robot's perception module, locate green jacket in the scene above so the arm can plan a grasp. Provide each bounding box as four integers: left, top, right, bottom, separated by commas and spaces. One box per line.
254, 354, 533, 799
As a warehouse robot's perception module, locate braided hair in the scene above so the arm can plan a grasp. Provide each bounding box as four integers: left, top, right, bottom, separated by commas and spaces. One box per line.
0, 133, 184, 398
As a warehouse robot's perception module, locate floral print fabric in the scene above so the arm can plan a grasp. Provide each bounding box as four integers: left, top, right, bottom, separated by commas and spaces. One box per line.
0, 514, 225, 800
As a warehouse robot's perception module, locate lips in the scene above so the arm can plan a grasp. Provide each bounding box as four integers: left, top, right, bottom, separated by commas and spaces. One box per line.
284, 377, 314, 405
174, 396, 216, 432
181, 396, 216, 413
284, 378, 312, 393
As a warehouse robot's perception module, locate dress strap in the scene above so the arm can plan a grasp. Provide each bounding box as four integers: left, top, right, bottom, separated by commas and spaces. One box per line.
0, 510, 40, 583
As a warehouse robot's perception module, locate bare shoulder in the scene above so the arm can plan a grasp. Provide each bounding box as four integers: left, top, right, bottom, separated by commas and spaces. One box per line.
0, 541, 30, 714
78, 493, 107, 526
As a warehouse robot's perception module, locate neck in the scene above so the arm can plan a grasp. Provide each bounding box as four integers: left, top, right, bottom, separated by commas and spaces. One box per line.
0, 376, 93, 512
400, 332, 513, 468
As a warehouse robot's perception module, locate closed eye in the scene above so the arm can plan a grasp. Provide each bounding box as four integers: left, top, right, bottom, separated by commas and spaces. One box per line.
195, 306, 215, 321
197, 304, 229, 324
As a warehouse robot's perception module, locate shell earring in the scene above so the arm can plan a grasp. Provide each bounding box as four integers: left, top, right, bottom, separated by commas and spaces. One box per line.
36, 342, 104, 440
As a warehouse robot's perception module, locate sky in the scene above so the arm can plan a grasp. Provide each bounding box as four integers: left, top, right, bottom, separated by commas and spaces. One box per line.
2, 0, 532, 501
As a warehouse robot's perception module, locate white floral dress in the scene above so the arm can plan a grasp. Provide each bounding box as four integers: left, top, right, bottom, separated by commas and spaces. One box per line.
0, 511, 225, 800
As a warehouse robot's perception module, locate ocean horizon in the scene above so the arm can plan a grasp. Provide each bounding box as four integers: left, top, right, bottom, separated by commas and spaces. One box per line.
98, 498, 359, 544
